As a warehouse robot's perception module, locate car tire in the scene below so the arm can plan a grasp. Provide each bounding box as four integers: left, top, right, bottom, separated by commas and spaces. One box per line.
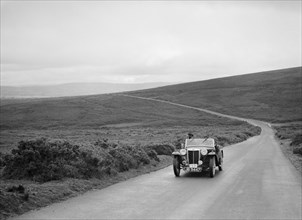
219, 158, 223, 171
209, 157, 216, 178
173, 157, 180, 177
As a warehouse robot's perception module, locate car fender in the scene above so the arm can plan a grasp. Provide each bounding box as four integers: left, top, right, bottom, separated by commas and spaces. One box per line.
208, 154, 219, 165
172, 152, 182, 160
172, 151, 181, 156
172, 152, 182, 162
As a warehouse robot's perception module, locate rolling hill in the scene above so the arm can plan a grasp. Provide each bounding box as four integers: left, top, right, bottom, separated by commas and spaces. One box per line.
128, 67, 302, 123
1, 94, 242, 130
0, 93, 259, 153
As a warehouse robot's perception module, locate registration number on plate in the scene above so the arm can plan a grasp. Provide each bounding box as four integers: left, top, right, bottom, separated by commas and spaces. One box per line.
189, 164, 197, 168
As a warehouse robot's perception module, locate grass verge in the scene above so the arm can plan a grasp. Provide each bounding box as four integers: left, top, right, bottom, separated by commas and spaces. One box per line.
273, 122, 302, 174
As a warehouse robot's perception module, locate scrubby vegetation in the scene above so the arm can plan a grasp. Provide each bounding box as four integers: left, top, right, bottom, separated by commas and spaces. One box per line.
274, 123, 302, 156
273, 122, 302, 175
2, 138, 99, 181
145, 144, 175, 156
0, 155, 172, 220
0, 138, 173, 183
0, 124, 260, 183
0, 127, 261, 219
291, 134, 302, 155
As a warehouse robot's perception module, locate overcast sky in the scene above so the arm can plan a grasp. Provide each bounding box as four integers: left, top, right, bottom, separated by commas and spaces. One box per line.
1, 1, 301, 86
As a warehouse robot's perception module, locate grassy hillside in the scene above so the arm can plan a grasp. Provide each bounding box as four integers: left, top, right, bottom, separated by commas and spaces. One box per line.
0, 94, 259, 153
128, 67, 302, 123
0, 94, 244, 130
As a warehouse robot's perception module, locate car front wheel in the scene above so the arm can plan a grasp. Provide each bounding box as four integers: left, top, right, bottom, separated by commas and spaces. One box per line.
173, 157, 180, 177
209, 157, 216, 178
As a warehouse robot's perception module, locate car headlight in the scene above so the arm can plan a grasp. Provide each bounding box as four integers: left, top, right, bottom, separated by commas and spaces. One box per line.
200, 148, 207, 156
180, 149, 187, 155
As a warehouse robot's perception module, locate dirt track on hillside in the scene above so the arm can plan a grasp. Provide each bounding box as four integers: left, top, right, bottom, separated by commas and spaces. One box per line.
13, 95, 302, 219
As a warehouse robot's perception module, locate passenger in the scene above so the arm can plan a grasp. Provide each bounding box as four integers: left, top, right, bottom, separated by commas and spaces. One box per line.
188, 133, 194, 139
214, 138, 220, 152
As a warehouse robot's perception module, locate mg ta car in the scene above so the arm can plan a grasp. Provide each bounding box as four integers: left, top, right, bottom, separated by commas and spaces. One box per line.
172, 138, 223, 178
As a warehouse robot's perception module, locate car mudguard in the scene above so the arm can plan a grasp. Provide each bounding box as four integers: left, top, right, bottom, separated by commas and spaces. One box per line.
208, 154, 219, 165
172, 152, 181, 156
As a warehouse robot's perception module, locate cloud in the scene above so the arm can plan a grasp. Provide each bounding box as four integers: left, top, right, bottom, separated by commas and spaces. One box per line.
1, 1, 301, 85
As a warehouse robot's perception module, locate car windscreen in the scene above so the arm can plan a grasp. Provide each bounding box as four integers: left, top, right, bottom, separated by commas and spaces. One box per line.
185, 138, 215, 148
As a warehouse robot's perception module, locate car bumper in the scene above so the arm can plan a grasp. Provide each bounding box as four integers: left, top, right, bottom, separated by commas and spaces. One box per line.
182, 164, 204, 172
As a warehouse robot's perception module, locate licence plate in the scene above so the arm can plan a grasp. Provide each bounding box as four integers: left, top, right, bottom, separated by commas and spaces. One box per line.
189, 164, 197, 168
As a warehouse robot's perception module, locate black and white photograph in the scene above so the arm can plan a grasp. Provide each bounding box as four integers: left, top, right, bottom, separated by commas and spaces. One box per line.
0, 0, 301, 219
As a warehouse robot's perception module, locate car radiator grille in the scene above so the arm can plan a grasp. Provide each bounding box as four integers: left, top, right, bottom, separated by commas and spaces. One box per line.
188, 150, 199, 164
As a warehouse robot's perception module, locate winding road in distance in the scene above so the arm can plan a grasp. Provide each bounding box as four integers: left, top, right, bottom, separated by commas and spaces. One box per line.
13, 95, 302, 220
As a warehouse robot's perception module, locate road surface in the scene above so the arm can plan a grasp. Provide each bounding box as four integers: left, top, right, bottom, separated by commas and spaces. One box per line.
13, 95, 302, 219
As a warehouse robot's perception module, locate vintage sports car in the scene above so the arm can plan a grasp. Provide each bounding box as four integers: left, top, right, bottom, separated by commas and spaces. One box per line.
172, 138, 223, 177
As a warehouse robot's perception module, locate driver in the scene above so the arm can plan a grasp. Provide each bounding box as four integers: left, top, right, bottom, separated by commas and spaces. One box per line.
188, 133, 194, 139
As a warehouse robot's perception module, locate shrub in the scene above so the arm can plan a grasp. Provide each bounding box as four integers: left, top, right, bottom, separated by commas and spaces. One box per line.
124, 145, 150, 165
7, 185, 25, 193
95, 140, 159, 172
0, 152, 6, 168
108, 147, 137, 172
2, 138, 163, 182
108, 145, 150, 172
215, 136, 230, 146
94, 138, 117, 149
173, 137, 185, 150
2, 138, 101, 182
293, 144, 302, 155
145, 144, 175, 155
145, 148, 160, 162
291, 134, 302, 146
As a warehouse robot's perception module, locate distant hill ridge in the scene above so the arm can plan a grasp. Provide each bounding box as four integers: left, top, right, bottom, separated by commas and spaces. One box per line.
1, 67, 300, 123
0, 82, 170, 98
131, 67, 301, 91
128, 67, 302, 123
